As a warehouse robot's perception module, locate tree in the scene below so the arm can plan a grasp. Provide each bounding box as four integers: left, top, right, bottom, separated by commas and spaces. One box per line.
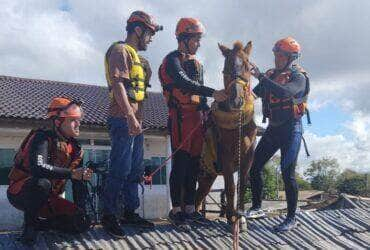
304, 158, 340, 192
336, 169, 369, 196
244, 157, 279, 202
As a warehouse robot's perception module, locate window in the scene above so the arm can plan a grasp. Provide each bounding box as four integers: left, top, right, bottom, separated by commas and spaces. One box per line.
0, 148, 17, 185
144, 157, 167, 185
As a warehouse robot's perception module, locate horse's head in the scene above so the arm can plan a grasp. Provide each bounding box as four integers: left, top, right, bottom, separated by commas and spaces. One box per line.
217, 41, 252, 111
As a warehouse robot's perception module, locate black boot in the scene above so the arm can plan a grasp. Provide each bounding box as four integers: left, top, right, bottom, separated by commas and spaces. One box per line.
120, 210, 154, 228
102, 214, 125, 239
19, 214, 38, 246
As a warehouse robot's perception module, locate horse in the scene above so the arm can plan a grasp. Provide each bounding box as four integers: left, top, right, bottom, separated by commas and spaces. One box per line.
195, 41, 257, 230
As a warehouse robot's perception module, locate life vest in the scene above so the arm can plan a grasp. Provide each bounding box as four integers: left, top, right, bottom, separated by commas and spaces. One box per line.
262, 65, 311, 125
105, 42, 148, 102
7, 129, 83, 195
159, 52, 204, 112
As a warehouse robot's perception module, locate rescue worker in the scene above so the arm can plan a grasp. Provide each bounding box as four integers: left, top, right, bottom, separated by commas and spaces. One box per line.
159, 17, 227, 229
246, 37, 310, 232
102, 10, 162, 238
7, 97, 92, 245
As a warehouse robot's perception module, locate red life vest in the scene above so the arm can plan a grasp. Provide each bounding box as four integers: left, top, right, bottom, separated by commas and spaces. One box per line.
263, 66, 310, 125
7, 129, 83, 195
159, 53, 203, 112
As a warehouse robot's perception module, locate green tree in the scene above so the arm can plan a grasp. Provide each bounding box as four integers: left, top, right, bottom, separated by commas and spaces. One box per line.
304, 157, 340, 192
244, 157, 279, 202
296, 174, 312, 190
336, 169, 369, 196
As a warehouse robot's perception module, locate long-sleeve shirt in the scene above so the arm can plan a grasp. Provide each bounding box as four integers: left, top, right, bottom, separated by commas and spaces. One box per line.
28, 131, 79, 179
165, 50, 215, 97
253, 69, 306, 99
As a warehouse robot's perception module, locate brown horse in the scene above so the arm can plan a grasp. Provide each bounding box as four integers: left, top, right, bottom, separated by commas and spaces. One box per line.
195, 41, 257, 229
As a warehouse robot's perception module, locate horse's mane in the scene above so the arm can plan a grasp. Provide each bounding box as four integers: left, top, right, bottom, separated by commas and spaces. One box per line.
233, 41, 244, 52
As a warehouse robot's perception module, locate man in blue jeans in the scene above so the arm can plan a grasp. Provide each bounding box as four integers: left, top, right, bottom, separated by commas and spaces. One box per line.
102, 11, 162, 238
246, 37, 310, 232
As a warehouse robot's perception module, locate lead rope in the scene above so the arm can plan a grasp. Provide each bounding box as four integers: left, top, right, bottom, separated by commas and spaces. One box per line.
233, 109, 243, 250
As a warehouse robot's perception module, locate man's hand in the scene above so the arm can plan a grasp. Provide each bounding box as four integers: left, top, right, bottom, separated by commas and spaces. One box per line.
212, 89, 228, 102
127, 113, 142, 136
249, 62, 262, 79
72, 168, 93, 181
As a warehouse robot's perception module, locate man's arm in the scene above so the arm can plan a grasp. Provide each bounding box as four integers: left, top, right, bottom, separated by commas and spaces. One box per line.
108, 46, 135, 117
261, 72, 306, 98
28, 132, 72, 179
166, 52, 215, 97
252, 82, 265, 98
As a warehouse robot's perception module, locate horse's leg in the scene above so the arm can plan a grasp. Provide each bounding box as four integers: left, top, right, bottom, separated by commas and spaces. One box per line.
239, 145, 255, 232
195, 174, 217, 212
223, 168, 235, 224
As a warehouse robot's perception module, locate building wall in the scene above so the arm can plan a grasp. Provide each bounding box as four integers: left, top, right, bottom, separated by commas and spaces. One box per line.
0, 126, 171, 230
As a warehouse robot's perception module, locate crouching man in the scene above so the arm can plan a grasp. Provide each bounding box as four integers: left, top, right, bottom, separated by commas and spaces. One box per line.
7, 97, 93, 245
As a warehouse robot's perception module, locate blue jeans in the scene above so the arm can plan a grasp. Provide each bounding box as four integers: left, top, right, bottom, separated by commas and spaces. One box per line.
250, 119, 302, 218
102, 117, 144, 215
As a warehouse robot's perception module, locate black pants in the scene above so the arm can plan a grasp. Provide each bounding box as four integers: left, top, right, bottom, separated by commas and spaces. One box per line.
250, 119, 302, 218
170, 150, 200, 207
7, 177, 91, 234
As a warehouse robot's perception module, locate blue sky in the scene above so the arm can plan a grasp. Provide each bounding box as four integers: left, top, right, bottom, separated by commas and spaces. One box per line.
0, 0, 369, 173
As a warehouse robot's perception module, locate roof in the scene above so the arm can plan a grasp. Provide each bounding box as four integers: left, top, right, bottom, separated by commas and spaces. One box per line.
1, 208, 369, 249
0, 75, 168, 130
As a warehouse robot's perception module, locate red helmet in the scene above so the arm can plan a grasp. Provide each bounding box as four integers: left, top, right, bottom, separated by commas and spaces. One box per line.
127, 11, 163, 33
47, 97, 82, 119
273, 37, 301, 59
175, 18, 204, 38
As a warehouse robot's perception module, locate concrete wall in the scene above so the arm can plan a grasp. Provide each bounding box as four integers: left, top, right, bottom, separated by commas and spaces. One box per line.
0, 126, 171, 230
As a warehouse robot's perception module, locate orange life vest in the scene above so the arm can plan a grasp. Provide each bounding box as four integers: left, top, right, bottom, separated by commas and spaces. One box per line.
7, 129, 83, 195
263, 66, 310, 125
159, 53, 204, 112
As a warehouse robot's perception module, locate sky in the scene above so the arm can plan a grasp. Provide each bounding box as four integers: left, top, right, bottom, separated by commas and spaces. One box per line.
0, 0, 369, 174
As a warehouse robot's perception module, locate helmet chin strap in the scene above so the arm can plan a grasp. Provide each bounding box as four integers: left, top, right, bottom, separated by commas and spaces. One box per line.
135, 27, 146, 50
277, 54, 294, 73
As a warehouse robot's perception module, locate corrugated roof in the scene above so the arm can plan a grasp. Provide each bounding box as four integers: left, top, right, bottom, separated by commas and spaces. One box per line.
1, 208, 369, 249
0, 75, 168, 130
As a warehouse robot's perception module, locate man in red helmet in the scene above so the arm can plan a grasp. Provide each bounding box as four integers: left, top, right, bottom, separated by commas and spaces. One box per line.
246, 37, 310, 232
159, 17, 227, 229
7, 97, 92, 245
102, 10, 162, 238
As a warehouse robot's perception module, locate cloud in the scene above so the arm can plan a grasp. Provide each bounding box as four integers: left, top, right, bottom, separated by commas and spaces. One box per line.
0, 0, 369, 172
0, 1, 102, 83
297, 130, 370, 174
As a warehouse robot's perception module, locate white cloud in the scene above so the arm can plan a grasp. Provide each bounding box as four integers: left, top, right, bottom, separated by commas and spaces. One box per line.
297, 130, 370, 174
0, 0, 369, 172
0, 1, 102, 83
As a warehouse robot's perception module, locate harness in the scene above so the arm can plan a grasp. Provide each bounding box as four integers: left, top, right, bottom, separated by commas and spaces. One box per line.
8, 129, 83, 195
262, 66, 311, 125
105, 42, 148, 102
159, 53, 206, 142
212, 78, 254, 129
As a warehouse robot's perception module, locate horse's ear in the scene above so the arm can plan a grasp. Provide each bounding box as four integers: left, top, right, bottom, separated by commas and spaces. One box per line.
218, 43, 230, 57
244, 41, 252, 55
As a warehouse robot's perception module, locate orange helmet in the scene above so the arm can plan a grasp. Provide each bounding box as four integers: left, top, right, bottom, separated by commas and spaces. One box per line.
127, 11, 163, 33
47, 97, 83, 119
273, 37, 301, 59
175, 18, 204, 38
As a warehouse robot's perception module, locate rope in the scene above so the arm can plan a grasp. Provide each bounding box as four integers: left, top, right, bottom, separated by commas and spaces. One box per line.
143, 118, 204, 188
233, 109, 243, 250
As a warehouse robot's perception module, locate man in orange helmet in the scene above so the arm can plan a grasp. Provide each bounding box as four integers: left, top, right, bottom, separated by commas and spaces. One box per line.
7, 97, 92, 245
246, 37, 310, 232
159, 18, 227, 229
102, 10, 162, 238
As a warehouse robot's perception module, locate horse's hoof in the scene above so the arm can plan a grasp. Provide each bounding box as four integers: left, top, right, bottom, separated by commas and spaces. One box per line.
239, 217, 248, 232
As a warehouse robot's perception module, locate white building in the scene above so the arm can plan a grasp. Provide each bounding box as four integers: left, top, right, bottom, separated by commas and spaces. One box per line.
0, 75, 171, 229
